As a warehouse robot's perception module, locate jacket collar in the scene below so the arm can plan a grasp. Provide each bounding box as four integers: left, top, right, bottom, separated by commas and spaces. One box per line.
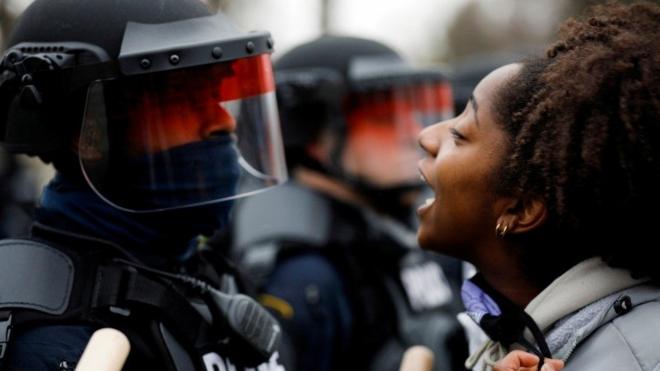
525, 257, 649, 331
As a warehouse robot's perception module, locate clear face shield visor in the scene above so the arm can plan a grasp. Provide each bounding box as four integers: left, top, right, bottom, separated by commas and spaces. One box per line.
79, 54, 287, 212
341, 81, 454, 188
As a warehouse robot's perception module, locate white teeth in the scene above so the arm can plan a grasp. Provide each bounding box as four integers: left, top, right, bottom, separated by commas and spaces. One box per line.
424, 198, 435, 207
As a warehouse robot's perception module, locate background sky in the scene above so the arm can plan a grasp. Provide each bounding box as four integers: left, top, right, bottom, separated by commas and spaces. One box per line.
2, 0, 573, 66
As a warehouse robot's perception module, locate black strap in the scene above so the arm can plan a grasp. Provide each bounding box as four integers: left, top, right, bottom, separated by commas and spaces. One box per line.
0, 238, 218, 353
92, 264, 216, 350
0, 310, 12, 362
471, 274, 553, 360
519, 310, 552, 359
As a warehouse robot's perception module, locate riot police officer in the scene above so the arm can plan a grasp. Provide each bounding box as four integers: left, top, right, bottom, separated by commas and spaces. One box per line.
0, 0, 288, 370
225, 36, 467, 371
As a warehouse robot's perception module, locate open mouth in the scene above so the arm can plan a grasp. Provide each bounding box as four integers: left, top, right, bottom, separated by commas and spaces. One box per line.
417, 196, 436, 215
417, 170, 436, 215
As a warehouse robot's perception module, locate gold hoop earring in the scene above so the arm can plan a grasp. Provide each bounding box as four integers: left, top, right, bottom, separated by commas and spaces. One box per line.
495, 223, 509, 238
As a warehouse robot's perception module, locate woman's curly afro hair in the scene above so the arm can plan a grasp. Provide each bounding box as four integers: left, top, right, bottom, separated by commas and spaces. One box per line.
495, 1, 660, 283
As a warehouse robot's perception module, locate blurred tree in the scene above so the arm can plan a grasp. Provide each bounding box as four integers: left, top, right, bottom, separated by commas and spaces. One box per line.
561, 0, 644, 18
565, 0, 600, 14
205, 0, 233, 11
1, 0, 13, 48
208, 0, 232, 10
440, 0, 660, 121
321, 0, 331, 33
444, 0, 558, 63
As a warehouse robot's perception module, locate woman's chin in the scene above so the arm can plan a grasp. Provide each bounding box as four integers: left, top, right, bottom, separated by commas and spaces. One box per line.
416, 225, 435, 251
416, 225, 459, 257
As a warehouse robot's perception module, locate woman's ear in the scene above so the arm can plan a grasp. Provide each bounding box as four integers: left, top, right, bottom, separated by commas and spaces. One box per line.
496, 197, 547, 235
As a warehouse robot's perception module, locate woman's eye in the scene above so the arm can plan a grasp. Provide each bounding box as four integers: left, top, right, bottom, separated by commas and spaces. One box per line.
450, 127, 466, 141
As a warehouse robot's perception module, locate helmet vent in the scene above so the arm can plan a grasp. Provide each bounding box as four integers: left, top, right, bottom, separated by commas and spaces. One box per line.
19, 46, 66, 54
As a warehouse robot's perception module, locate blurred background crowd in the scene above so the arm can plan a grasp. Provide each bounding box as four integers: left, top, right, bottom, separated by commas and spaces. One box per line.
0, 0, 630, 219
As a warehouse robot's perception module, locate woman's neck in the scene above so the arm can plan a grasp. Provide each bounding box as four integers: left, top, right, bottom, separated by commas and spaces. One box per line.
473, 246, 544, 308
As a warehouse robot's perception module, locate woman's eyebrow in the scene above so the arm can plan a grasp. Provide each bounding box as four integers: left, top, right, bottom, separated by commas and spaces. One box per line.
470, 94, 480, 127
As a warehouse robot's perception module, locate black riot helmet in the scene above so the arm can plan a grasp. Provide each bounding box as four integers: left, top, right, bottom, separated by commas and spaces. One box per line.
274, 36, 453, 207
0, 0, 287, 212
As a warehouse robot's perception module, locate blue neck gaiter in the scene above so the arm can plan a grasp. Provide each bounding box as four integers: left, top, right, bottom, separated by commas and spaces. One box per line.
461, 274, 553, 362
36, 138, 239, 257
116, 134, 240, 211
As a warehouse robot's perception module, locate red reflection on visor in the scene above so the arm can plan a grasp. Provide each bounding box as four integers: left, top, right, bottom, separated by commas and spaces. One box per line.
219, 54, 276, 100
341, 82, 453, 186
345, 90, 423, 164
416, 82, 453, 114
345, 82, 452, 136
125, 54, 275, 154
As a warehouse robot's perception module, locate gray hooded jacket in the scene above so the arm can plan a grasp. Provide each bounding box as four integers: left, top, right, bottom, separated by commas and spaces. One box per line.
463, 258, 660, 370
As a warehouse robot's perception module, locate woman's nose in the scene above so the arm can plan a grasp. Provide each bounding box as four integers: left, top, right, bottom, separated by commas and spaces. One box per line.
418, 120, 447, 156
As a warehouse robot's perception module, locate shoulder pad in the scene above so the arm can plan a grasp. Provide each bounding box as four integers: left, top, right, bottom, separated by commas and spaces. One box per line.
0, 239, 74, 314
232, 182, 332, 250
230, 183, 332, 284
